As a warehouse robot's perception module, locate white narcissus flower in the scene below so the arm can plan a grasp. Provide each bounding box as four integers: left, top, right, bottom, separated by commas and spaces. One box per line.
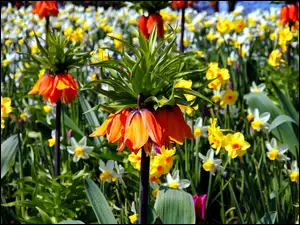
162, 170, 190, 190
284, 160, 299, 183
67, 136, 94, 162
99, 159, 124, 183
198, 149, 223, 176
194, 117, 208, 138
250, 81, 266, 93
251, 109, 270, 132
266, 138, 290, 161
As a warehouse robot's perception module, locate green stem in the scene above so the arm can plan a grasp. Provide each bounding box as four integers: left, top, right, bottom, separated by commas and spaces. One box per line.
17, 129, 25, 218
54, 100, 62, 177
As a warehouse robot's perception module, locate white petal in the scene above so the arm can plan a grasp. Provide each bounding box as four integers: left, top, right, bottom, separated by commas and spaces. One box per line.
70, 137, 78, 147
173, 170, 179, 182
265, 142, 273, 152
99, 160, 106, 171
195, 117, 203, 128
81, 154, 89, 159
260, 112, 270, 123
198, 152, 206, 161
278, 144, 288, 152
67, 147, 75, 154
107, 160, 115, 171
207, 149, 215, 160
166, 173, 173, 183
179, 180, 190, 189
84, 146, 94, 152
73, 156, 80, 163
78, 136, 87, 147
258, 83, 266, 91
254, 108, 259, 119
270, 138, 277, 148
201, 126, 208, 137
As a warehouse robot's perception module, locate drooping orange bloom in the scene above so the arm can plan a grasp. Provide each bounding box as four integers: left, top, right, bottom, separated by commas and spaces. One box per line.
124, 109, 163, 154
28, 73, 79, 104
288, 4, 299, 23
90, 108, 163, 154
280, 4, 299, 25
147, 14, 164, 38
138, 15, 149, 39
171, 1, 186, 9
138, 14, 164, 39
89, 109, 129, 151
33, 1, 59, 18
154, 105, 194, 147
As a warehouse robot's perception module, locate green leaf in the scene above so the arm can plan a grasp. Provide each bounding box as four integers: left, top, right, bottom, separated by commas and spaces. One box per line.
64, 114, 85, 137
256, 212, 277, 224
78, 95, 101, 146
84, 178, 117, 224
244, 92, 299, 157
36, 207, 54, 224
175, 88, 213, 104
269, 115, 298, 131
59, 220, 85, 224
1, 134, 19, 179
154, 188, 195, 224
272, 82, 299, 125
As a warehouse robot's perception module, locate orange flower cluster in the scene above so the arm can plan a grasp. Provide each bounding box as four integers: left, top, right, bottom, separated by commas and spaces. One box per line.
90, 105, 194, 154
280, 3, 299, 26
171, 1, 198, 9
138, 14, 164, 39
33, 1, 59, 18
28, 73, 79, 104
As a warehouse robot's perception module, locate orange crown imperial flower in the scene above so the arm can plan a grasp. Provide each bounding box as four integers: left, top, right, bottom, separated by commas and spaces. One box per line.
33, 1, 59, 18
280, 3, 299, 25
138, 14, 164, 39
28, 73, 79, 104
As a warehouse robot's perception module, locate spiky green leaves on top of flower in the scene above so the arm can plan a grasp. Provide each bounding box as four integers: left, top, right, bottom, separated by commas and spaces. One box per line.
127, 1, 172, 13
24, 30, 92, 75
82, 26, 209, 113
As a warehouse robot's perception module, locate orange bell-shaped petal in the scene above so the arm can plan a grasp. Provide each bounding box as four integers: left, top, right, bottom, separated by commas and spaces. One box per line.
147, 14, 164, 38
140, 109, 163, 147
33, 1, 59, 18
138, 15, 149, 39
280, 5, 289, 24
289, 4, 299, 23
107, 109, 129, 143
28, 76, 43, 95
155, 105, 194, 145
89, 114, 115, 137
171, 1, 186, 9
125, 111, 149, 151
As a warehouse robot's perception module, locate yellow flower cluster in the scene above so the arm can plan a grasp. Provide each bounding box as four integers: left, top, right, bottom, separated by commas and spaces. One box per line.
208, 118, 250, 158
1, 97, 12, 129
206, 62, 230, 90
64, 27, 84, 43
128, 146, 176, 182
174, 79, 198, 116
268, 49, 284, 67
278, 27, 293, 52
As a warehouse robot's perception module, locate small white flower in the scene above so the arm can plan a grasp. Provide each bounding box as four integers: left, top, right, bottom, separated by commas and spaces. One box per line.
251, 109, 270, 131
198, 149, 223, 176
67, 137, 94, 162
194, 117, 208, 138
250, 81, 266, 93
284, 160, 299, 183
266, 138, 290, 161
162, 170, 190, 190
99, 159, 120, 183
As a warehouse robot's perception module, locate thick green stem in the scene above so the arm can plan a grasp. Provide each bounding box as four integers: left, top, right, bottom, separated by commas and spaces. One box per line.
180, 5, 186, 52
138, 148, 150, 224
